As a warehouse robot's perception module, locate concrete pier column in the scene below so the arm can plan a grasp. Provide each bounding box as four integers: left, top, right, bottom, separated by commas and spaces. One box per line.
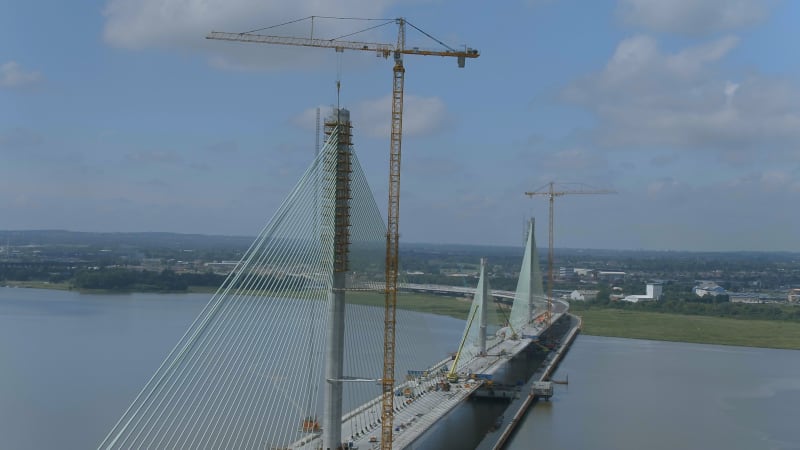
323, 272, 346, 449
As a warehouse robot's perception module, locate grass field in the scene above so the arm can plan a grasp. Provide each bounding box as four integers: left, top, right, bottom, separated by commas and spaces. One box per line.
575, 308, 800, 350
3, 280, 73, 290
346, 291, 472, 320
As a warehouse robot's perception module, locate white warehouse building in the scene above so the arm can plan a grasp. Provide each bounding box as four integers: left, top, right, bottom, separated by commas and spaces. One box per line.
621, 283, 663, 303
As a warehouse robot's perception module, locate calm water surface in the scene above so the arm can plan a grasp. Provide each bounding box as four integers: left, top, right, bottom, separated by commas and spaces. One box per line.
507, 335, 800, 450
2, 287, 799, 449
0, 287, 462, 449
0, 287, 210, 449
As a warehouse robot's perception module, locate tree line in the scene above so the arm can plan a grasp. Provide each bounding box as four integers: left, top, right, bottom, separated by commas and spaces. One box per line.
72, 268, 226, 292
1, 262, 226, 292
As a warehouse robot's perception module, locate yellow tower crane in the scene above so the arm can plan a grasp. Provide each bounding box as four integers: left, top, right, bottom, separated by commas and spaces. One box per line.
207, 18, 478, 449
524, 182, 615, 328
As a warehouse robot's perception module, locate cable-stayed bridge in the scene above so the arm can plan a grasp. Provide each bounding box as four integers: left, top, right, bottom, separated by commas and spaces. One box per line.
99, 109, 564, 450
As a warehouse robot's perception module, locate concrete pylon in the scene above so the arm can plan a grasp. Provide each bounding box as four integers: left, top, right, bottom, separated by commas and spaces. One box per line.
322, 108, 352, 450
477, 258, 489, 355
509, 218, 544, 332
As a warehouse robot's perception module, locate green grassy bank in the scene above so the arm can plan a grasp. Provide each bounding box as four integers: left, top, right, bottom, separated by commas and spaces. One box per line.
3, 280, 73, 290
346, 291, 472, 320
575, 308, 800, 350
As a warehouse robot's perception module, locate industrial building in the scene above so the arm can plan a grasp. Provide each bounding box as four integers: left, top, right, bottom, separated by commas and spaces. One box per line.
621, 283, 663, 303
569, 290, 598, 301
693, 281, 727, 298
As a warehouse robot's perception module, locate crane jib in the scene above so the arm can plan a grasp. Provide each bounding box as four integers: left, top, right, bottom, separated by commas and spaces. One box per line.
206, 32, 479, 60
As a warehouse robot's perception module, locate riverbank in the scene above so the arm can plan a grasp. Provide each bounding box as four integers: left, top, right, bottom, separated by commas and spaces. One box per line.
3, 280, 73, 290
345, 291, 472, 320
576, 308, 800, 350
5, 283, 799, 349
2, 280, 219, 294
1, 283, 472, 318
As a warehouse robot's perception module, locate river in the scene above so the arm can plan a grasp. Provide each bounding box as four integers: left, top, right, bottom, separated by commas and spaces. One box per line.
1, 287, 798, 449
506, 335, 800, 450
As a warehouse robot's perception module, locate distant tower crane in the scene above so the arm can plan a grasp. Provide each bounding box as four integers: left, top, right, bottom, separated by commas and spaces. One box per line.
207, 17, 478, 450
524, 182, 615, 328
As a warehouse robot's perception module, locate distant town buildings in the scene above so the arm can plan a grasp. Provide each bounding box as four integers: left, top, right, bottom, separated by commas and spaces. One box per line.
728, 294, 763, 304
597, 271, 626, 282
789, 289, 800, 303
204, 261, 239, 275
693, 281, 727, 298
610, 286, 625, 301
569, 289, 598, 301
621, 283, 663, 303
558, 267, 624, 282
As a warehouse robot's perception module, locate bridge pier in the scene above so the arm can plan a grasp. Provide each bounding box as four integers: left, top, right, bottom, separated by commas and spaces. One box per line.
323, 272, 346, 450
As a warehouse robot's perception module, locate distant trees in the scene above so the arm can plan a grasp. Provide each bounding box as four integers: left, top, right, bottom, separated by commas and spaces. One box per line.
71, 268, 226, 292
594, 285, 611, 305
0, 262, 74, 283
73, 268, 188, 291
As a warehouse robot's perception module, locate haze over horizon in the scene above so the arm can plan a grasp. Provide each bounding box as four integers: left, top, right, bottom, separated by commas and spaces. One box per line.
4, 0, 800, 252
4, 228, 800, 255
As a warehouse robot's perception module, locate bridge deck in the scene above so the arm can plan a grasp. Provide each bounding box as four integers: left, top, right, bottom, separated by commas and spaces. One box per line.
290, 313, 565, 450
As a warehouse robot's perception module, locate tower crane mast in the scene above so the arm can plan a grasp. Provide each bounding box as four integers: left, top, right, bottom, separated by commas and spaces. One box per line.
207, 18, 478, 449
524, 182, 615, 328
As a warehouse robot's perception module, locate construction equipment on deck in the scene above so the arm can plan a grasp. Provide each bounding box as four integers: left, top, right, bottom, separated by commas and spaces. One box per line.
207, 18, 478, 449
446, 306, 480, 383
524, 182, 615, 328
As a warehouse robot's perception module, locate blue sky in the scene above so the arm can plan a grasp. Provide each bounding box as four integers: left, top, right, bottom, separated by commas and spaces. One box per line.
3, 0, 800, 251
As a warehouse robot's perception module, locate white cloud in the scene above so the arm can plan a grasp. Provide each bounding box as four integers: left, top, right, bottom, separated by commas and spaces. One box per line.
290, 104, 332, 132
738, 169, 800, 193
355, 94, 450, 138
617, 0, 772, 35
103, 0, 401, 69
646, 177, 688, 197
586, 35, 738, 87
563, 36, 800, 165
666, 36, 738, 77
0, 61, 42, 88
293, 94, 451, 138
724, 81, 739, 107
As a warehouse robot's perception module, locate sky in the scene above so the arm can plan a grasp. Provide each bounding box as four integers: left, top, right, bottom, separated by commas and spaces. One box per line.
3, 0, 800, 252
